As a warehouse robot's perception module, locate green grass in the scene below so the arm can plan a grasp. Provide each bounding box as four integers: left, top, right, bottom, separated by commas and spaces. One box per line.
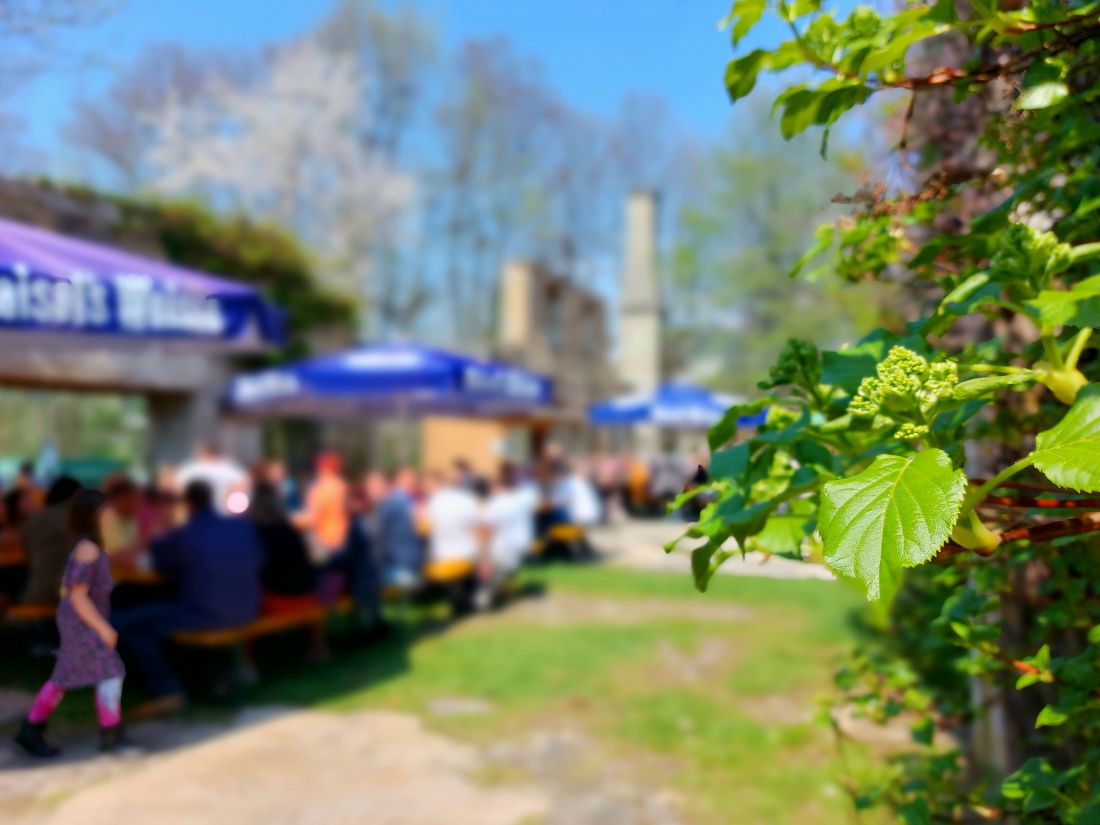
2, 563, 884, 824
250, 564, 880, 824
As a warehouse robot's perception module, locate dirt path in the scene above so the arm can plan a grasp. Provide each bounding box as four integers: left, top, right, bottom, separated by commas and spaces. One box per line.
591, 518, 834, 581
0, 524, 829, 825
1, 586, 712, 825
5, 709, 548, 825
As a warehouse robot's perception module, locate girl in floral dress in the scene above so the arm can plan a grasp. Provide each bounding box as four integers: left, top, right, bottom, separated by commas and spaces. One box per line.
15, 489, 131, 757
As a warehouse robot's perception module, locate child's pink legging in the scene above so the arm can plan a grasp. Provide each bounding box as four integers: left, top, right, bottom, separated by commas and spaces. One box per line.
27, 678, 122, 727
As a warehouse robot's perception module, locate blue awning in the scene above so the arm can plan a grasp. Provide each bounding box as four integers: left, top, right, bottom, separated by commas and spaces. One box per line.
589, 383, 762, 429
228, 342, 554, 419
0, 217, 283, 350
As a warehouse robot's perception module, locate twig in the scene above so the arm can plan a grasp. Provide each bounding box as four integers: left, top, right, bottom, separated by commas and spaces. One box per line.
935, 512, 1100, 561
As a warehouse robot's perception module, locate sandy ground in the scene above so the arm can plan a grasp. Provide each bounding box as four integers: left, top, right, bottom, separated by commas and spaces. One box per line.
591, 517, 835, 581
6, 710, 552, 825
1, 519, 836, 825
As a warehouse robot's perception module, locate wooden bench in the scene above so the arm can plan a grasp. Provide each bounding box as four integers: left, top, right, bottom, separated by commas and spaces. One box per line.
0, 546, 27, 568
173, 606, 329, 648
424, 559, 475, 584
4, 603, 56, 621
111, 566, 169, 587
532, 524, 593, 560
172, 604, 333, 704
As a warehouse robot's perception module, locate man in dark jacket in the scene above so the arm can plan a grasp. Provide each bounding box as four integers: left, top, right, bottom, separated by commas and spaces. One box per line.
115, 480, 263, 710
151, 481, 262, 630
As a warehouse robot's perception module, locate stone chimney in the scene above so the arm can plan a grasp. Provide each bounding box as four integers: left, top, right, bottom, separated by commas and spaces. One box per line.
618, 191, 662, 456
619, 191, 661, 392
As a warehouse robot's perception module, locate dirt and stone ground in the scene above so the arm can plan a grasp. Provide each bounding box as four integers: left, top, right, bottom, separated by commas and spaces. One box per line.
0, 518, 847, 825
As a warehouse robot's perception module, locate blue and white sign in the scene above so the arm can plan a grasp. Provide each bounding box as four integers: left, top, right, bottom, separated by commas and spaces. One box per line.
0, 218, 283, 347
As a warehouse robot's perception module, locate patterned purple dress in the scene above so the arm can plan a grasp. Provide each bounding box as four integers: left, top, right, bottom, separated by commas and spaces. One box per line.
49, 544, 125, 689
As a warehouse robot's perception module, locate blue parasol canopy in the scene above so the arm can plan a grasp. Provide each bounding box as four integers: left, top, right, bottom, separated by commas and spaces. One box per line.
589, 383, 765, 429
0, 217, 284, 350
228, 342, 554, 419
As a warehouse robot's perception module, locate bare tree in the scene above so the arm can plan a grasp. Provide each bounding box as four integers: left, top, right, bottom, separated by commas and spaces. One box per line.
0, 0, 117, 173
64, 44, 255, 188
0, 0, 114, 80
425, 37, 654, 345
313, 0, 437, 337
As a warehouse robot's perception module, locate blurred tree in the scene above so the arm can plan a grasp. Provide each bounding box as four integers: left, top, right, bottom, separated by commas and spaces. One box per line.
140, 36, 414, 317
666, 95, 897, 393
60, 16, 692, 347
0, 0, 117, 173
63, 44, 255, 188
424, 40, 690, 344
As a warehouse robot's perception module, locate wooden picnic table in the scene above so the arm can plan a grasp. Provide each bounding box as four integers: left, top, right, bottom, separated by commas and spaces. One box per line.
0, 546, 26, 568
110, 564, 169, 586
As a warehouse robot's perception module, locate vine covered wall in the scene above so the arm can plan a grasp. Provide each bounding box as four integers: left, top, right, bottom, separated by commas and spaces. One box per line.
680, 0, 1100, 820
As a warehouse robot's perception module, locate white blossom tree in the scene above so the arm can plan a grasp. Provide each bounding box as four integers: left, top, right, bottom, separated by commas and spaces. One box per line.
143, 36, 414, 305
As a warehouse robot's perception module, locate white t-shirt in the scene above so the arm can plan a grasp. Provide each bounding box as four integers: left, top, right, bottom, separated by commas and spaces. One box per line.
427, 486, 481, 563
176, 457, 250, 514
483, 487, 538, 570
566, 474, 602, 526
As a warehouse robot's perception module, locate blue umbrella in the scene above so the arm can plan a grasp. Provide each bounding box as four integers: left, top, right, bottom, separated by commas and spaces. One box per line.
0, 217, 283, 351
228, 342, 553, 419
589, 383, 764, 429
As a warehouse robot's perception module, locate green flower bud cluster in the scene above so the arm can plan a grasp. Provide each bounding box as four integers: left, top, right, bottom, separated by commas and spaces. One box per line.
988, 223, 1072, 293
894, 422, 930, 441
846, 7, 882, 38
759, 338, 820, 390
847, 347, 958, 421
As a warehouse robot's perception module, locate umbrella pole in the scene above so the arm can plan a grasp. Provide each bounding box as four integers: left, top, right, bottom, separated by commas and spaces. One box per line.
398, 394, 413, 466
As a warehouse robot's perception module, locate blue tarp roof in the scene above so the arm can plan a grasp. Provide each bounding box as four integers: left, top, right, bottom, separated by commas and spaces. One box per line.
589, 383, 765, 429
0, 217, 283, 349
228, 342, 554, 419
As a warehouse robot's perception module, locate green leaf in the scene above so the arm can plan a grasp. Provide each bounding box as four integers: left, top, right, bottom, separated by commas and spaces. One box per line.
921, 273, 1003, 336
726, 50, 768, 102
708, 397, 773, 451
1088, 625, 1100, 645
716, 493, 775, 546
1036, 704, 1069, 728
1016, 82, 1070, 110
928, 0, 957, 23
910, 717, 935, 746
1074, 798, 1100, 825
723, 0, 767, 46
752, 513, 813, 557
821, 331, 900, 393
1027, 275, 1100, 328
1032, 384, 1100, 492
754, 408, 811, 445
790, 224, 835, 278
818, 450, 966, 602
898, 797, 931, 825
950, 371, 1038, 404
710, 442, 752, 484
776, 82, 872, 139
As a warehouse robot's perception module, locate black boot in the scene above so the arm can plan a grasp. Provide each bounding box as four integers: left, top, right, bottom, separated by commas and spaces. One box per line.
99, 724, 141, 756
14, 719, 60, 758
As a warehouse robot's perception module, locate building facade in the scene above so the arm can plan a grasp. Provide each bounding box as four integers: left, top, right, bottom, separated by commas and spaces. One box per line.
495, 260, 617, 452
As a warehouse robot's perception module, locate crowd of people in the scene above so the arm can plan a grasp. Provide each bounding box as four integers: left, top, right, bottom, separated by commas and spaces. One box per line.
1, 440, 712, 758
1, 441, 641, 756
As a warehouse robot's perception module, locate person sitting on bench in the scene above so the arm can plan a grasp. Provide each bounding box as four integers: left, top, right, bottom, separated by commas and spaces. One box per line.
114, 480, 263, 714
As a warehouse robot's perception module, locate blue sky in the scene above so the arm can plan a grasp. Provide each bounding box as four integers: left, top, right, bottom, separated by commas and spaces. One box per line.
20, 0, 795, 164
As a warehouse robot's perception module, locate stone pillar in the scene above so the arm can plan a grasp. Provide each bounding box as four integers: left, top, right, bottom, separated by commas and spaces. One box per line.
147, 375, 262, 473
147, 391, 212, 470
619, 191, 662, 457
